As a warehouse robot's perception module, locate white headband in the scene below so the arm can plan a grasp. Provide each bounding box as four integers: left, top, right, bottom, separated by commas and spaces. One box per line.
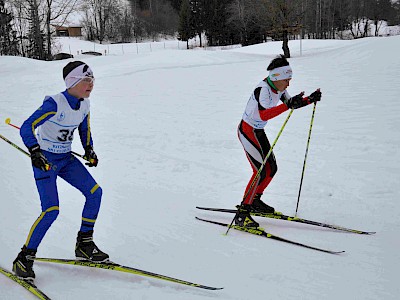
269, 65, 292, 81
65, 64, 94, 89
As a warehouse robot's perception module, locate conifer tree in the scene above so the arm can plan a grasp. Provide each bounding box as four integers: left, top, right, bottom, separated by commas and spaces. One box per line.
0, 0, 19, 55
178, 0, 195, 49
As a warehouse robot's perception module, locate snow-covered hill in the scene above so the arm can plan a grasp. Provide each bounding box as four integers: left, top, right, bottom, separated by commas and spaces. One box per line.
0, 36, 399, 299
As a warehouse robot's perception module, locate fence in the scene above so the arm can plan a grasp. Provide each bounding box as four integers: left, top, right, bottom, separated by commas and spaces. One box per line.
56, 38, 201, 57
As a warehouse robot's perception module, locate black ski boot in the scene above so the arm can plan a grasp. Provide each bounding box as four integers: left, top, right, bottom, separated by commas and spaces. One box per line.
75, 231, 109, 262
251, 194, 275, 213
235, 205, 260, 228
13, 245, 36, 280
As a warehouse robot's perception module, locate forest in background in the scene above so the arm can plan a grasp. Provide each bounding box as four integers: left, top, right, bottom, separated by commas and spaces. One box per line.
1, 0, 400, 60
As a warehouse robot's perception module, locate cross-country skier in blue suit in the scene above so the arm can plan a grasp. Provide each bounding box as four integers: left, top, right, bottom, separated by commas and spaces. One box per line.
13, 61, 109, 280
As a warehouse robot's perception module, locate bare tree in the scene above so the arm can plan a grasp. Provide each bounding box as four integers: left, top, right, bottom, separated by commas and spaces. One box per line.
82, 0, 113, 43
7, 0, 79, 59
262, 0, 303, 58
43, 0, 79, 59
82, 0, 136, 43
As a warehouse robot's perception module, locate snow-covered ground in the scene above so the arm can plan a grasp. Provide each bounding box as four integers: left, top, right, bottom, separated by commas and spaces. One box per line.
53, 37, 189, 56
0, 36, 399, 299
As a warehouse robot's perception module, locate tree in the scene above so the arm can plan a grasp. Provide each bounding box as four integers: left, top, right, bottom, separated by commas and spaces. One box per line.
127, 0, 178, 40
0, 0, 19, 55
262, 0, 303, 58
168, 0, 182, 11
43, 0, 79, 59
6, 0, 79, 60
202, 0, 233, 46
178, 0, 194, 48
227, 0, 267, 46
366, 0, 396, 36
81, 0, 125, 43
190, 0, 205, 47
27, 0, 46, 59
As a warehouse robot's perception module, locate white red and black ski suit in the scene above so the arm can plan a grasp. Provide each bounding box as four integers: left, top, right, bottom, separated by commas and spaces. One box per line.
238, 77, 290, 205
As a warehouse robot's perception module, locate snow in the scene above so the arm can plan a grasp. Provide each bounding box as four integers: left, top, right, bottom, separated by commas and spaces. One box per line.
53, 37, 189, 56
1, 36, 399, 299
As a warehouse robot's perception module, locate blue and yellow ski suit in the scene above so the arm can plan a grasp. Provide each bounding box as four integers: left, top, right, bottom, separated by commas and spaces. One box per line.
20, 90, 102, 250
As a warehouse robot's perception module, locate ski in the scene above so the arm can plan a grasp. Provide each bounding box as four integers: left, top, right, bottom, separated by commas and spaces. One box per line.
34, 257, 223, 291
196, 206, 375, 235
196, 217, 345, 254
0, 265, 51, 300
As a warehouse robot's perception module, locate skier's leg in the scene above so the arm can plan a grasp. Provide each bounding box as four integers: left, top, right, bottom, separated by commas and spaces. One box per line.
254, 129, 277, 195
58, 156, 108, 262
25, 166, 60, 250
14, 163, 60, 278
238, 122, 267, 205
58, 156, 102, 233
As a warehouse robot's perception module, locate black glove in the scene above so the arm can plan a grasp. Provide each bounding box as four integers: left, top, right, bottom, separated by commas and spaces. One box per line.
84, 145, 98, 167
286, 92, 306, 109
308, 89, 322, 103
29, 145, 50, 171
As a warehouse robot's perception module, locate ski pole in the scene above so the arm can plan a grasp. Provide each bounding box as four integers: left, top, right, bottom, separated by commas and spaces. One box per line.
5, 118, 20, 129
5, 118, 90, 163
225, 108, 295, 235
0, 133, 30, 157
0, 133, 51, 171
295, 102, 317, 217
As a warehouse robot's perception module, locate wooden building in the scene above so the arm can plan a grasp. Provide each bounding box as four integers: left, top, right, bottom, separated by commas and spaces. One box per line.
53, 25, 82, 37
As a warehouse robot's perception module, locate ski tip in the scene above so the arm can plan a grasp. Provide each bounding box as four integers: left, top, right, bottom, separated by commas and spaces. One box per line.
351, 230, 376, 235
199, 286, 224, 290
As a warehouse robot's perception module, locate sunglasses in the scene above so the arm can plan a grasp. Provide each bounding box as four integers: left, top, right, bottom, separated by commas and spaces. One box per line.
72, 76, 95, 84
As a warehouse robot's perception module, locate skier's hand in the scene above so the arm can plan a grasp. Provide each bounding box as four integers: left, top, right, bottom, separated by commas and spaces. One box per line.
29, 144, 51, 171
84, 145, 98, 167
286, 92, 306, 109
308, 89, 322, 103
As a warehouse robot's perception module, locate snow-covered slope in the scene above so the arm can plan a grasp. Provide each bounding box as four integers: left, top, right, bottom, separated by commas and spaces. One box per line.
0, 36, 399, 299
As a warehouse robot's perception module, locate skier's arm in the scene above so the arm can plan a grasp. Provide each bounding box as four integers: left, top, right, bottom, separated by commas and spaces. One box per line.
259, 104, 289, 121
20, 97, 57, 149
78, 113, 93, 149
258, 87, 288, 121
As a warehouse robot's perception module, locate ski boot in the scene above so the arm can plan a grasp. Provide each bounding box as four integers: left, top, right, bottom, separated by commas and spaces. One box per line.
13, 245, 36, 280
75, 231, 109, 262
250, 194, 275, 214
235, 204, 260, 228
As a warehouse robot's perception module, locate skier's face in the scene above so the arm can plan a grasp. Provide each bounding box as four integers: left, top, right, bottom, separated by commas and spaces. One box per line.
274, 78, 291, 91
68, 77, 94, 99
